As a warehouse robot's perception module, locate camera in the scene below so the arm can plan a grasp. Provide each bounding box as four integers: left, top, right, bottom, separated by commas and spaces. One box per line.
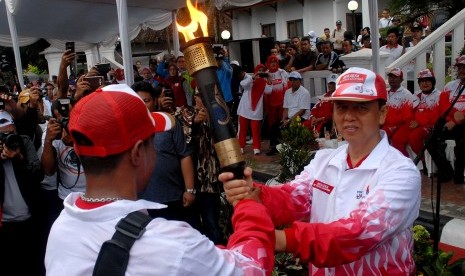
0, 132, 21, 151
258, 73, 269, 78
53, 117, 69, 140
58, 117, 69, 133
56, 98, 71, 118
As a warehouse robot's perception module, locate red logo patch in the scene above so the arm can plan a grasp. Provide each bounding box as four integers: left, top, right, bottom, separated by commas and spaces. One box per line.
312, 180, 334, 194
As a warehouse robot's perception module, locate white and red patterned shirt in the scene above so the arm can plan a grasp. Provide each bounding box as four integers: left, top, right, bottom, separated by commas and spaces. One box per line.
255, 132, 420, 275
412, 88, 442, 128
384, 86, 415, 128
440, 79, 465, 122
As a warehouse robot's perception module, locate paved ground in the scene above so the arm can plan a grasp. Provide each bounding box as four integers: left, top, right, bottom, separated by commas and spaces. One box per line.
243, 140, 465, 221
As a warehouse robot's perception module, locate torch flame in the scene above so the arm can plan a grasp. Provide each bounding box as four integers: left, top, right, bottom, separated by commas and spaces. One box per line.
176, 0, 209, 42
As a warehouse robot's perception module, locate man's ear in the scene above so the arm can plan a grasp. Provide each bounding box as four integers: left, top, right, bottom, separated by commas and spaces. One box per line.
129, 140, 144, 167
379, 104, 388, 126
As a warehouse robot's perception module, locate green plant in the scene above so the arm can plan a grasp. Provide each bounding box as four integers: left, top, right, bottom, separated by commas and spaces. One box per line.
23, 64, 47, 76
273, 252, 308, 276
413, 224, 465, 275
277, 117, 316, 183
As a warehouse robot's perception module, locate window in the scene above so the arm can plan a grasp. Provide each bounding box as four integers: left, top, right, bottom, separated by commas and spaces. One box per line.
287, 19, 303, 39
262, 23, 276, 39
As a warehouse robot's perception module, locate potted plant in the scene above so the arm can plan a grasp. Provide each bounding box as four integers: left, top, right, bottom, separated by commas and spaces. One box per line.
277, 116, 317, 183
413, 224, 465, 275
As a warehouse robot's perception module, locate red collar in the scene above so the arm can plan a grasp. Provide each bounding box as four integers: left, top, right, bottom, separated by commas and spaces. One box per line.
347, 153, 369, 169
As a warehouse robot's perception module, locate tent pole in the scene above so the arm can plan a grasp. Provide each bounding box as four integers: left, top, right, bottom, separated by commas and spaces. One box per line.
116, 0, 134, 86
172, 10, 181, 57
4, 3, 25, 89
369, 0, 380, 73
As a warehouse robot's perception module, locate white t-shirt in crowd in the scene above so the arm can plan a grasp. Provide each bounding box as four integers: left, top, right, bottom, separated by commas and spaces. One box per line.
283, 85, 311, 120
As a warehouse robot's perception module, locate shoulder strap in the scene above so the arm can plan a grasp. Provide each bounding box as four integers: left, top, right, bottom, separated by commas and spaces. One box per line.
92, 211, 153, 276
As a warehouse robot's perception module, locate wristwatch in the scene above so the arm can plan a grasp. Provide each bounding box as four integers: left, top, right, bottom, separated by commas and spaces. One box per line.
185, 188, 197, 195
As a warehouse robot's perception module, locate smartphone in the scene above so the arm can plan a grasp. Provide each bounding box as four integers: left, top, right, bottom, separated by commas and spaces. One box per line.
164, 89, 174, 100
65, 42, 75, 53
84, 76, 104, 92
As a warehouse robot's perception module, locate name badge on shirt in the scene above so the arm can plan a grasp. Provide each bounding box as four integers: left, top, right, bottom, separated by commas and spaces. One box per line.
312, 180, 334, 194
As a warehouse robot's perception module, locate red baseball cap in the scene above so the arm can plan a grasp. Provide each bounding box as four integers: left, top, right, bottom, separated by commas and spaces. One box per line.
387, 67, 403, 78
68, 84, 175, 157
325, 67, 387, 102
418, 69, 435, 79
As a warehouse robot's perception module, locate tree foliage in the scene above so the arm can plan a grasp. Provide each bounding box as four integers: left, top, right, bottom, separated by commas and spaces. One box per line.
388, 0, 465, 29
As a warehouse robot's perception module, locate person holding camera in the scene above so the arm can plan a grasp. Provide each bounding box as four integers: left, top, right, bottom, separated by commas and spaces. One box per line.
0, 110, 44, 275
16, 87, 44, 151
41, 99, 86, 202
237, 64, 272, 155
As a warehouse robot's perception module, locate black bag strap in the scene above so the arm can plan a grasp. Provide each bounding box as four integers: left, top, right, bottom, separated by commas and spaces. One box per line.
92, 211, 153, 276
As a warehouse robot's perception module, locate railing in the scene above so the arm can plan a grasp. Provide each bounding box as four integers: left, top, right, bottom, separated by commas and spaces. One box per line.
388, 8, 465, 91
101, 57, 124, 70
301, 70, 332, 103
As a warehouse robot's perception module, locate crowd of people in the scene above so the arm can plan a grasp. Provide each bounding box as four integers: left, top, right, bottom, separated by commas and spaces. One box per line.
0, 10, 463, 275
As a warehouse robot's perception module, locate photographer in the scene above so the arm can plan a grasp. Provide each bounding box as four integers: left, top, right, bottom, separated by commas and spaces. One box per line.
15, 87, 44, 150
0, 85, 24, 120
0, 110, 44, 275
237, 65, 272, 155
41, 98, 86, 201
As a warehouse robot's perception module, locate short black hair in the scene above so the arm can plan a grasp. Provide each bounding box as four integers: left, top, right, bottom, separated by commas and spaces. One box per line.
343, 31, 354, 40
301, 37, 310, 43
131, 81, 156, 99
386, 27, 400, 37
76, 133, 153, 175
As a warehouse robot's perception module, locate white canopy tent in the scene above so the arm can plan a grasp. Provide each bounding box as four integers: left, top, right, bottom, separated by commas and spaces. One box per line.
0, 0, 188, 87
1, 0, 380, 87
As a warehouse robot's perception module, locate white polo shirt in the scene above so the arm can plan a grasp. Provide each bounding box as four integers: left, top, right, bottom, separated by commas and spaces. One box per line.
283, 85, 311, 120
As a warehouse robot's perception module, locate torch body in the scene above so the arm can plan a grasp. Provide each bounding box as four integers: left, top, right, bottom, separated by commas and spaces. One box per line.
182, 38, 245, 178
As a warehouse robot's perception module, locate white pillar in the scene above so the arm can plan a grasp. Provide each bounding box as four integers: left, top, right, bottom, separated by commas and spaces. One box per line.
251, 9, 261, 38
361, 0, 370, 30
275, 2, 286, 41
231, 16, 239, 40
85, 46, 99, 69
100, 45, 116, 63
43, 47, 65, 80
303, 0, 313, 36
333, 0, 346, 30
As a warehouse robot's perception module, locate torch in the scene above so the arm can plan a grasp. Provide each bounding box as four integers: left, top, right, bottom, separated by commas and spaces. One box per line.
177, 0, 245, 178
